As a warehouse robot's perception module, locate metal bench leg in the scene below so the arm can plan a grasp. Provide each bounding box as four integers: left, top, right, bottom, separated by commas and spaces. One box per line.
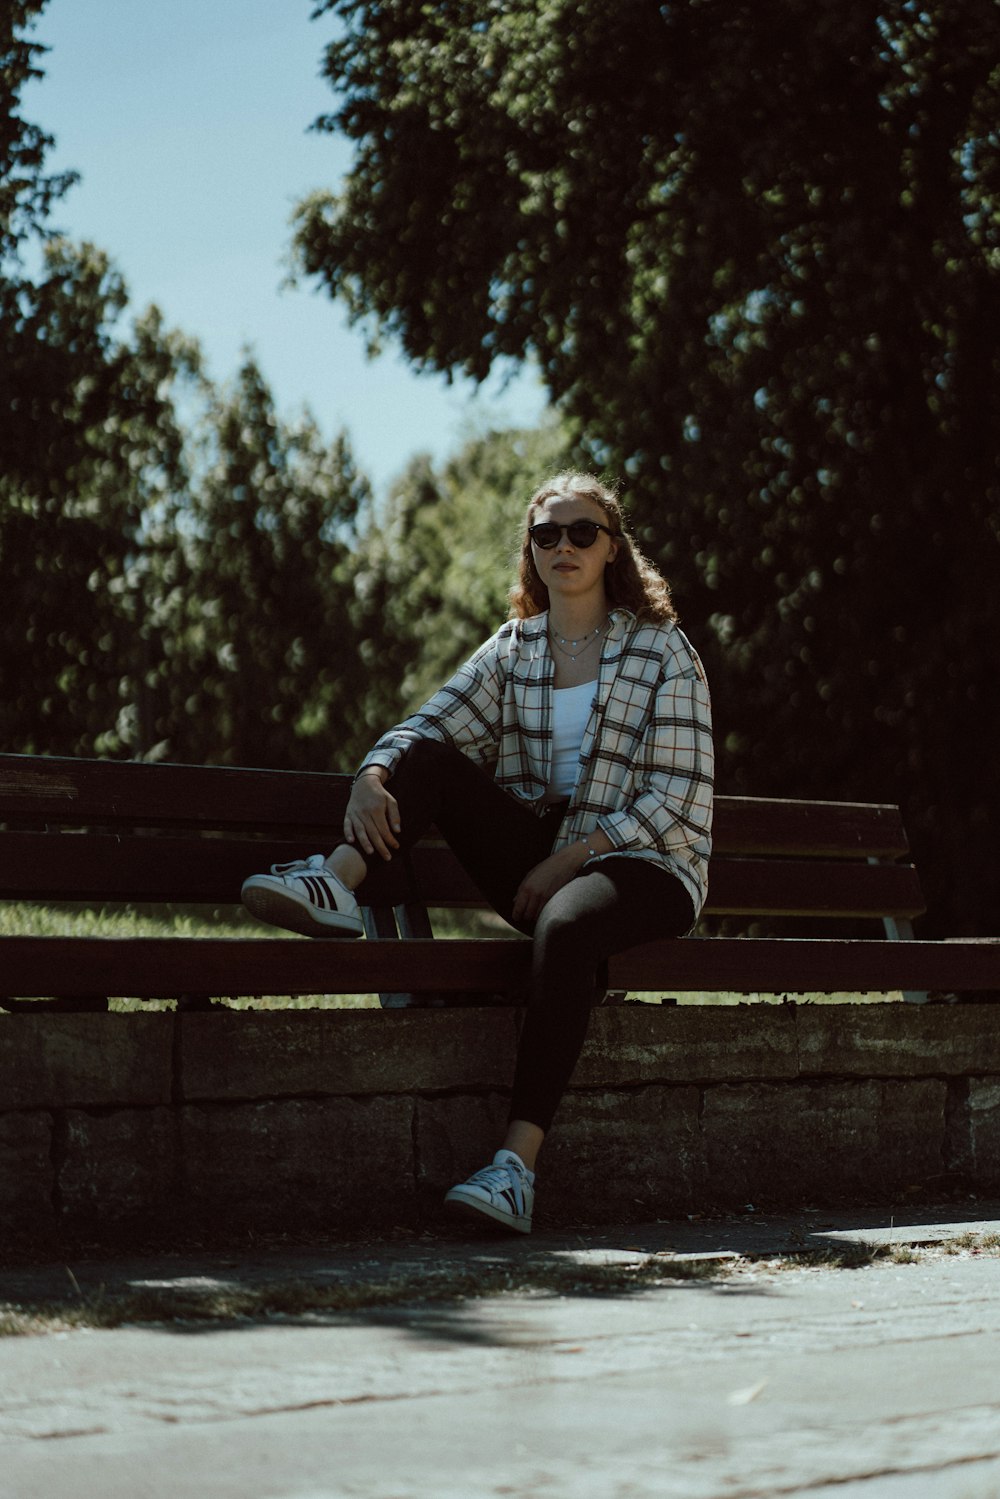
881, 914, 928, 1004
362, 902, 444, 1008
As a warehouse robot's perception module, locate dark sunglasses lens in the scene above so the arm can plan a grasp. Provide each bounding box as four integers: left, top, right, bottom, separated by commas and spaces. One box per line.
567, 523, 600, 548
530, 524, 561, 548
530, 522, 604, 549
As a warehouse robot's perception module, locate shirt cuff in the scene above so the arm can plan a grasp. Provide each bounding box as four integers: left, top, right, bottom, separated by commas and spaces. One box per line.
596, 809, 641, 851
355, 749, 401, 782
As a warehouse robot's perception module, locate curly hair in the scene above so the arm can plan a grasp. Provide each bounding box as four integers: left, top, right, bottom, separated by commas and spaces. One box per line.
508, 472, 676, 624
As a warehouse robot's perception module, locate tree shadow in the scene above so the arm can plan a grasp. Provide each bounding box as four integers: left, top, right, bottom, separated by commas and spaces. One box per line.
1, 1240, 774, 1347
6, 1200, 998, 1347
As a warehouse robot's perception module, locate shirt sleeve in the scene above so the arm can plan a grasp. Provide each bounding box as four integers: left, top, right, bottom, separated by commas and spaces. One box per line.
356, 628, 508, 781
595, 649, 715, 858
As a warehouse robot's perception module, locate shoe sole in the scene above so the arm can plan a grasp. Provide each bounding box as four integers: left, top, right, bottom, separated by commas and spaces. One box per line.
443, 1187, 532, 1235
241, 880, 363, 940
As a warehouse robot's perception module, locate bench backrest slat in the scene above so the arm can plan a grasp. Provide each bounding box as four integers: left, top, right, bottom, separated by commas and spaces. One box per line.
0, 755, 346, 834
0, 832, 925, 922
0, 755, 909, 857
710, 796, 909, 859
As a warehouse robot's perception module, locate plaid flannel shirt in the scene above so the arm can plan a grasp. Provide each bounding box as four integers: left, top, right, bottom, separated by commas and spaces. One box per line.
357, 608, 714, 920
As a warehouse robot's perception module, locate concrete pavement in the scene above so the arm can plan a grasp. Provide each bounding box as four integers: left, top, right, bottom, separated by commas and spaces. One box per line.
2, 1204, 1000, 1498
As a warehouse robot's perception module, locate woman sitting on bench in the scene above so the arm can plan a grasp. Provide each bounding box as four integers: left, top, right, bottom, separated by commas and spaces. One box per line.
242, 471, 714, 1234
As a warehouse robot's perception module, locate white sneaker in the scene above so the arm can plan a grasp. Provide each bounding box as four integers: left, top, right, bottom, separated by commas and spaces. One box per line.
241, 855, 363, 939
444, 1149, 535, 1235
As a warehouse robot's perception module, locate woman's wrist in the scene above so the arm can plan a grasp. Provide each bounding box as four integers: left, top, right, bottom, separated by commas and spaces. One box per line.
579, 832, 608, 863
357, 765, 389, 785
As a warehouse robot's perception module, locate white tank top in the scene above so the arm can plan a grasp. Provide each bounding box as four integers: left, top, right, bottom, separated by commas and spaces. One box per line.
546, 681, 595, 798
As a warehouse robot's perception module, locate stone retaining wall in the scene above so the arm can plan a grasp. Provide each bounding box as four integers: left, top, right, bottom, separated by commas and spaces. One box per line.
2, 1006, 999, 1241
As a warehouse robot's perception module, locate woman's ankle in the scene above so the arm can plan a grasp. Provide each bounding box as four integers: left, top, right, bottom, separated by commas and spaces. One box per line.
324, 845, 367, 891
503, 1120, 544, 1174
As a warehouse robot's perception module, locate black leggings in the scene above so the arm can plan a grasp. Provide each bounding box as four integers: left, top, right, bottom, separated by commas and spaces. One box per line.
352, 740, 694, 1133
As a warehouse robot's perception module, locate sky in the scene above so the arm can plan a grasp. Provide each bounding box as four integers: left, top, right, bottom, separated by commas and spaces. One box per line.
22, 0, 548, 497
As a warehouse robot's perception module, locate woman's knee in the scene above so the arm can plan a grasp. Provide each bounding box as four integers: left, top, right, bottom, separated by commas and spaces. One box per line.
395, 737, 457, 773
388, 737, 462, 794
532, 899, 597, 968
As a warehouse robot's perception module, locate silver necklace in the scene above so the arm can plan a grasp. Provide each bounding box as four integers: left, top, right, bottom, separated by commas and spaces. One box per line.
549, 619, 608, 662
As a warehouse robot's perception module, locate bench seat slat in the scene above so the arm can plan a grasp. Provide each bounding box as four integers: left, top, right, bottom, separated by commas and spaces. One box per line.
1, 935, 997, 999
0, 832, 923, 921
705, 859, 924, 920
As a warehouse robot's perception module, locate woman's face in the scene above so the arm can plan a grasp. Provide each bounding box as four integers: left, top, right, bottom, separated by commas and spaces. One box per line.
529, 492, 618, 608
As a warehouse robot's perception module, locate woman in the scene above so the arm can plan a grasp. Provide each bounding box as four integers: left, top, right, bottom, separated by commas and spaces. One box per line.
242, 472, 714, 1234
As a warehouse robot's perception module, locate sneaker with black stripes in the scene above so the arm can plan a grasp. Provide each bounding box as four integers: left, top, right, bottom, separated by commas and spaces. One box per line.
241, 855, 363, 939
444, 1148, 535, 1235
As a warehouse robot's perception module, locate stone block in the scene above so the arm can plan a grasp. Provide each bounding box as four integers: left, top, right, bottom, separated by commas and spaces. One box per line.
965, 1077, 1000, 1188
416, 1085, 704, 1226
0, 1016, 174, 1110
0, 1113, 53, 1228
178, 1010, 518, 1101
414, 1093, 513, 1214
701, 1078, 947, 1206
794, 1005, 1000, 1079
541, 1085, 703, 1223
181, 1095, 417, 1229
943, 1078, 971, 1178
59, 1108, 178, 1225
573, 1006, 798, 1087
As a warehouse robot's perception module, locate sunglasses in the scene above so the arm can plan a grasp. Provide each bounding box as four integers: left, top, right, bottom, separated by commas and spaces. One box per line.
528, 520, 615, 550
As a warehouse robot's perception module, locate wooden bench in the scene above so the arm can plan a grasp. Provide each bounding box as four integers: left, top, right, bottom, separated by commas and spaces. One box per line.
1, 752, 997, 1011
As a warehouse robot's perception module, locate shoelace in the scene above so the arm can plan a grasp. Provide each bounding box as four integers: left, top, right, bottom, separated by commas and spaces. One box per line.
270, 854, 328, 878
469, 1161, 527, 1210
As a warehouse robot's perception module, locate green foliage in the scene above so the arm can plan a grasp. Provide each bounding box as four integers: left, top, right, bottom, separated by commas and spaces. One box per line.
2, 8, 200, 757
0, 2, 78, 260
0, 244, 374, 769
150, 358, 373, 771
0, 7, 375, 774
357, 417, 574, 719
0, 239, 201, 756
296, 0, 1000, 932
2, 2, 570, 788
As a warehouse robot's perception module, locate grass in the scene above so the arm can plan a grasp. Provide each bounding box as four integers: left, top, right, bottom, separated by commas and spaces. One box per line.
758, 1230, 1000, 1272
0, 900, 507, 942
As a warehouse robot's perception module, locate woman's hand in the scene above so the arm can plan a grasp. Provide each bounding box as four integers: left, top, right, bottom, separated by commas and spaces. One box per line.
344, 769, 401, 861
512, 844, 589, 927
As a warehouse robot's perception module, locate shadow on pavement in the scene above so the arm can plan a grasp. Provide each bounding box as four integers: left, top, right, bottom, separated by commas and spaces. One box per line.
2, 1199, 998, 1347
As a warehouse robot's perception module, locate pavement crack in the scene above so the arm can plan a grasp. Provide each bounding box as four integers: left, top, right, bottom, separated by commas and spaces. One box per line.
33, 1425, 110, 1442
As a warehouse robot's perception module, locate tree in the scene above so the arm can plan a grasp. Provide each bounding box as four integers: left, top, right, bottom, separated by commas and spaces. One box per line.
294, 0, 1000, 932
154, 357, 374, 771
2, 7, 201, 757
1, 5, 379, 773
355, 416, 574, 724
0, 1, 77, 262
0, 236, 202, 757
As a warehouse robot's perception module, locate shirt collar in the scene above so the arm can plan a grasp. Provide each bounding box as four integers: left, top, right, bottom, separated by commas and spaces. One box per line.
518, 607, 635, 640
